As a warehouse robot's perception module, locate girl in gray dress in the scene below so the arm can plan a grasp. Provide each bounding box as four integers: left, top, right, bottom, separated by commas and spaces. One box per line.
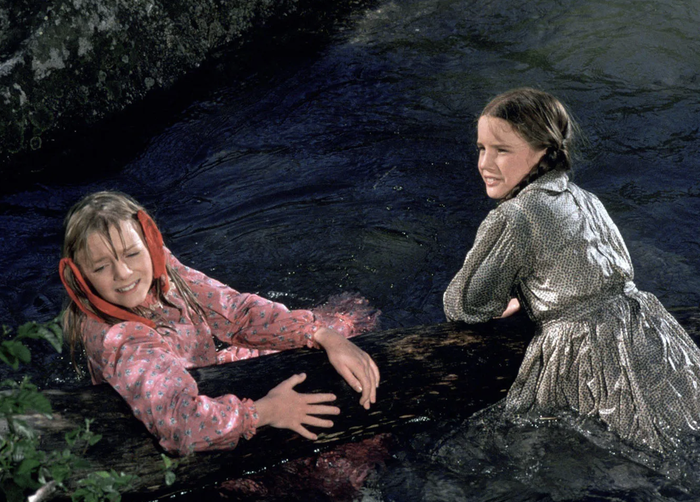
443, 88, 700, 452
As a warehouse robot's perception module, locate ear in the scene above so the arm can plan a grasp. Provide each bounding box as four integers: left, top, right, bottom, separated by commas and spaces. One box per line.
136, 210, 170, 293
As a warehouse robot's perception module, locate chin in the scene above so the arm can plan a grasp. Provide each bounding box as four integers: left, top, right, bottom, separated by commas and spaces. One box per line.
485, 188, 506, 200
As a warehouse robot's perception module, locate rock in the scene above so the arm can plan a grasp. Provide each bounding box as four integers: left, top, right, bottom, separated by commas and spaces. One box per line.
0, 0, 367, 165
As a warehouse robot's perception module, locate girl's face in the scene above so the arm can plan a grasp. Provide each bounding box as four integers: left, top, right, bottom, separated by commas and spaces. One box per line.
79, 219, 154, 309
476, 116, 546, 200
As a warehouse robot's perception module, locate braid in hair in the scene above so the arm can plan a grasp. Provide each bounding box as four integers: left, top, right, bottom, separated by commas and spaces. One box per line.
500, 144, 570, 202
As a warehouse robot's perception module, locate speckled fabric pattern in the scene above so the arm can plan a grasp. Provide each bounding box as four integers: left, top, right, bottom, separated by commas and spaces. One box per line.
444, 170, 700, 452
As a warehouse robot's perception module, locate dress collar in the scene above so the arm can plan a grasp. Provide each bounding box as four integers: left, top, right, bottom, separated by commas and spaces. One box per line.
520, 169, 569, 195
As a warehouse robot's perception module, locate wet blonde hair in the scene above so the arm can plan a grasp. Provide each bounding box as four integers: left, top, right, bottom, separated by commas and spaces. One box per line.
481, 87, 579, 201
61, 191, 204, 374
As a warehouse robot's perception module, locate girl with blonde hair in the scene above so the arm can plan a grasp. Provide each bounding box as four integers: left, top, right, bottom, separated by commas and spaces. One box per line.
60, 191, 380, 455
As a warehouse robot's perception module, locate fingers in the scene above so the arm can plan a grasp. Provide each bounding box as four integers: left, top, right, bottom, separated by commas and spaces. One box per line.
333, 351, 382, 409
307, 403, 340, 415
301, 414, 336, 429
357, 364, 373, 409
293, 424, 318, 441
341, 360, 374, 410
293, 406, 338, 441
304, 392, 337, 405
338, 366, 364, 394
358, 355, 380, 409
283, 372, 307, 388
360, 379, 373, 410
371, 358, 381, 387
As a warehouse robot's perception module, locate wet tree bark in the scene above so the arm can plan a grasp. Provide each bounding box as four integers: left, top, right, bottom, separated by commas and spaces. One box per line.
14, 308, 700, 500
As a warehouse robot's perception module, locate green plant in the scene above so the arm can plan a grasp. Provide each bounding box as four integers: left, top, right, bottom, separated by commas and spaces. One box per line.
0, 319, 62, 369
71, 470, 138, 502
161, 454, 180, 487
0, 318, 139, 502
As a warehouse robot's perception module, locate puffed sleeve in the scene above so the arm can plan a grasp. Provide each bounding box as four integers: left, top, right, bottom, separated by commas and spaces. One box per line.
84, 320, 259, 455
168, 250, 320, 350
443, 208, 531, 323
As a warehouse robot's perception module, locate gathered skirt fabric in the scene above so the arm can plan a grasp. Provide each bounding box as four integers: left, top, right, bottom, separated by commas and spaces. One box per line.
505, 290, 700, 452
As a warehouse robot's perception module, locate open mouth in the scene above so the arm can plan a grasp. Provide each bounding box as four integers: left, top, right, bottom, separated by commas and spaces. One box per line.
116, 279, 140, 293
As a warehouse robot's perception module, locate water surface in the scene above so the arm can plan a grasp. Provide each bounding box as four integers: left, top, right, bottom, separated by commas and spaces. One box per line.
2, 0, 700, 499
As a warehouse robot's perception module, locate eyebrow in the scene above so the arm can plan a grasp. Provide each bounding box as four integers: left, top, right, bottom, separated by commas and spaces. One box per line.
88, 242, 139, 265
476, 141, 511, 148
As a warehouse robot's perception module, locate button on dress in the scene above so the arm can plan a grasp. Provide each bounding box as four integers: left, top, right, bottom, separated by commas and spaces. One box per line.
444, 170, 700, 452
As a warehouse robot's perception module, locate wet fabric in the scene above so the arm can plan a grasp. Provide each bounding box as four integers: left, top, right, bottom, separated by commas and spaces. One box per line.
82, 248, 378, 455
443, 170, 700, 452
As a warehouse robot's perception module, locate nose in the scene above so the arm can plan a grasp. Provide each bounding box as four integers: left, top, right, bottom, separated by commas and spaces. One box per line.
113, 260, 132, 280
478, 149, 494, 171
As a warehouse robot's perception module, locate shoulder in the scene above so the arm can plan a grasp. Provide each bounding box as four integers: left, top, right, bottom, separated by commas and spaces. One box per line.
566, 180, 607, 207
517, 169, 569, 202
471, 204, 532, 249
81, 317, 112, 348
164, 246, 188, 272
83, 318, 157, 348
488, 197, 532, 231
524, 171, 609, 216
507, 170, 575, 218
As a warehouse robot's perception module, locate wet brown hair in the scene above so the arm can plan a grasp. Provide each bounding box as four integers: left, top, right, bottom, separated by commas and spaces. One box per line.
481, 87, 579, 201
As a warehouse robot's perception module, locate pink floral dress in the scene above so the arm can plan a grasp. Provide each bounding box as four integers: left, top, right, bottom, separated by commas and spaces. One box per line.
82, 249, 377, 455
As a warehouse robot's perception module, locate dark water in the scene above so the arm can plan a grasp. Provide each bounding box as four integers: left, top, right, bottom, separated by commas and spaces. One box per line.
2, 0, 700, 499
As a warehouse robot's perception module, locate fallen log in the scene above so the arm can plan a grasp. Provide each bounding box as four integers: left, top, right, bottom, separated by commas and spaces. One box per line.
13, 308, 700, 500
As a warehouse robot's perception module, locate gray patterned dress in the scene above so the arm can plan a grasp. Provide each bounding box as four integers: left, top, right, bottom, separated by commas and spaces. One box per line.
443, 169, 700, 452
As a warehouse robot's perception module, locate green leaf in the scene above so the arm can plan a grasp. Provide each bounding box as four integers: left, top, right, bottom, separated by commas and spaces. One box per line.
160, 454, 173, 469
10, 471, 41, 490
0, 340, 30, 369
65, 428, 80, 446
87, 434, 102, 446
72, 458, 91, 470
71, 487, 91, 502
16, 457, 41, 475
39, 324, 64, 353
0, 378, 19, 389
11, 319, 64, 356
49, 463, 72, 484
6, 419, 36, 440
15, 388, 52, 414
164, 471, 176, 486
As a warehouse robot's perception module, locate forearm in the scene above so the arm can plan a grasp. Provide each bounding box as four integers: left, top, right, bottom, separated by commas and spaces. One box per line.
443, 272, 499, 323
99, 325, 258, 455
210, 291, 320, 349
155, 393, 258, 454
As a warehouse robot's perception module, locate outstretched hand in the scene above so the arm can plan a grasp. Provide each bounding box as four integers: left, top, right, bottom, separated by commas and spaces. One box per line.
254, 373, 340, 440
314, 328, 380, 410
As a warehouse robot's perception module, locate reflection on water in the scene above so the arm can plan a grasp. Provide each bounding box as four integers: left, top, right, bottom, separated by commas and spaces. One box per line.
374, 404, 700, 501
1, 0, 700, 499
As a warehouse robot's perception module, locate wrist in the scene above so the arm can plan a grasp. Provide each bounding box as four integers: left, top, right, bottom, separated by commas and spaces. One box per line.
253, 396, 272, 428
313, 327, 341, 349
242, 398, 261, 439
